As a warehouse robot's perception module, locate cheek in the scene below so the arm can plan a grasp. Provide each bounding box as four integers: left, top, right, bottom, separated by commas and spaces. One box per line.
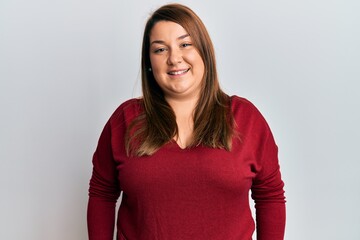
187, 52, 204, 69
149, 57, 165, 84
149, 55, 157, 69
193, 57, 205, 75
150, 56, 167, 74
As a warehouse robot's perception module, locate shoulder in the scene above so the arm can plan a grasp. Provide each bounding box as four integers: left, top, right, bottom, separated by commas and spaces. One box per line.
108, 98, 144, 127
230, 95, 271, 133
230, 95, 261, 116
113, 98, 143, 114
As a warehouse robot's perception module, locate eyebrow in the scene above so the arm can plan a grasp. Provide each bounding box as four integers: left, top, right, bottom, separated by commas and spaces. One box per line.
150, 34, 190, 45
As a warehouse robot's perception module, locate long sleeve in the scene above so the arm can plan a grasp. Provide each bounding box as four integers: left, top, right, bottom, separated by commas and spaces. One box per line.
251, 125, 286, 240
86, 97, 285, 239
87, 121, 121, 240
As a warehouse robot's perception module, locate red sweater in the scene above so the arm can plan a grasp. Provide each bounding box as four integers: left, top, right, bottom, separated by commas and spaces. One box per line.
87, 96, 286, 240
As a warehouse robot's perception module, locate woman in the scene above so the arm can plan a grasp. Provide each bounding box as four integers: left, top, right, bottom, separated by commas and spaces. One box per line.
88, 3, 286, 240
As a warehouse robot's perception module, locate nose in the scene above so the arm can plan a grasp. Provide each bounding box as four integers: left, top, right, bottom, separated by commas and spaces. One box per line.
167, 48, 182, 65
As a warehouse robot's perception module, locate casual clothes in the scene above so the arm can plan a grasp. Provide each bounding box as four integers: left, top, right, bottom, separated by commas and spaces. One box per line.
88, 96, 286, 240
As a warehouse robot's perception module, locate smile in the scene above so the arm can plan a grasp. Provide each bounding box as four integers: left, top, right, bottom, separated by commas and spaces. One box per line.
167, 68, 190, 75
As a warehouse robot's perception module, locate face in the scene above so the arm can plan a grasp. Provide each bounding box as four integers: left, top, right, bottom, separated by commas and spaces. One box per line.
149, 21, 205, 101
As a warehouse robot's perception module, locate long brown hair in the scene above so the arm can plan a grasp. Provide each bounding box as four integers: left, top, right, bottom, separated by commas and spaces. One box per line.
126, 3, 234, 156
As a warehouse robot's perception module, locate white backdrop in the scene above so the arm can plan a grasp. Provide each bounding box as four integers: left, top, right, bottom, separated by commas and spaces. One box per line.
1, 0, 359, 239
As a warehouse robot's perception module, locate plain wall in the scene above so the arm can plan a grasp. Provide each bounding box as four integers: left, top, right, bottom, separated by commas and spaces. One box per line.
1, 0, 359, 239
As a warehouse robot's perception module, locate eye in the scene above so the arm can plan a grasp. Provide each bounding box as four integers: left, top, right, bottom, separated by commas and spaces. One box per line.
153, 47, 166, 54
181, 43, 192, 48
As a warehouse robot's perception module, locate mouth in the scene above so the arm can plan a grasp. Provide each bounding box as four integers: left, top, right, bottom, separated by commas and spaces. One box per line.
167, 68, 190, 76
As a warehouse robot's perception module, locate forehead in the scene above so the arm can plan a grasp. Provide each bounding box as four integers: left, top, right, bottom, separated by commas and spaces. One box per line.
150, 21, 188, 41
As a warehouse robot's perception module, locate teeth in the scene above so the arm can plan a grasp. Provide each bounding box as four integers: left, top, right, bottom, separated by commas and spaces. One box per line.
169, 69, 189, 75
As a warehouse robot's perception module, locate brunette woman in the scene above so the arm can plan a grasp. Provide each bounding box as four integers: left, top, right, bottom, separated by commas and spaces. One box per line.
88, 4, 286, 240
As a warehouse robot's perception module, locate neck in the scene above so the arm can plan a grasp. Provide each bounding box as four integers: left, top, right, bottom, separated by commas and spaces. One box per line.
167, 98, 197, 116
165, 96, 198, 149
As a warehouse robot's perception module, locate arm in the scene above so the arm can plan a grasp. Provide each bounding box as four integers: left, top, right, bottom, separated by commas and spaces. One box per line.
251, 128, 286, 240
87, 121, 121, 240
